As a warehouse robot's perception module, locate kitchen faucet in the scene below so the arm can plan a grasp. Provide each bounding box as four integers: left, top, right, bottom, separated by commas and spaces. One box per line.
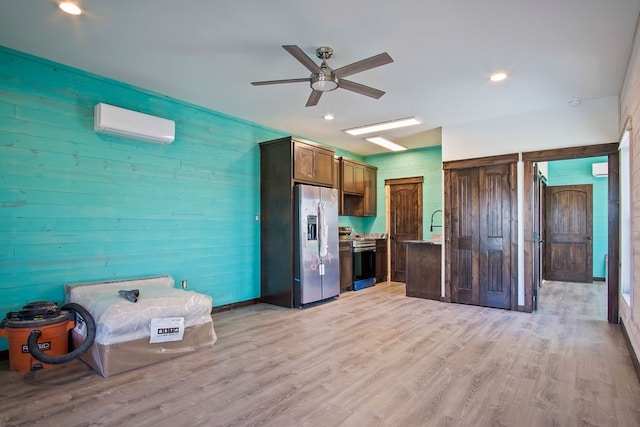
429, 209, 442, 232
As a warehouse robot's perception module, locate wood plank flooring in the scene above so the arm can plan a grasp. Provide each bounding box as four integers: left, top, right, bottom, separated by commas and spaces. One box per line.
1, 281, 639, 426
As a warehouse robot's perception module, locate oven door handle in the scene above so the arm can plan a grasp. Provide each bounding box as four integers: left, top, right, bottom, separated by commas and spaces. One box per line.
353, 247, 376, 253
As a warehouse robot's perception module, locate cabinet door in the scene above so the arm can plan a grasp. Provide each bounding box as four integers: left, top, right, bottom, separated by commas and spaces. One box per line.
342, 161, 356, 193
375, 239, 387, 282
339, 242, 353, 291
406, 243, 441, 300
364, 167, 377, 216
342, 160, 365, 195
293, 141, 316, 182
293, 141, 334, 186
353, 164, 365, 194
314, 148, 334, 186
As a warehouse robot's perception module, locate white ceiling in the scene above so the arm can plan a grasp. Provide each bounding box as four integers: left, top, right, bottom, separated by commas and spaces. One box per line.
1, 0, 638, 155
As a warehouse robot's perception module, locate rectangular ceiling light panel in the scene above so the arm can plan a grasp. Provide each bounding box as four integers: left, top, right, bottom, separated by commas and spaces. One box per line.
365, 136, 407, 151
344, 116, 422, 136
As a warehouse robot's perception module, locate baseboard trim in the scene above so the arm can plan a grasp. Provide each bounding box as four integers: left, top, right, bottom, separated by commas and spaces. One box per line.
593, 277, 605, 282
620, 318, 640, 383
211, 298, 260, 314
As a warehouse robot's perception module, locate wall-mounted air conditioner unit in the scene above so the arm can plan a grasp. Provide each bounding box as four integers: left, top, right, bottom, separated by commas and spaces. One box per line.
94, 103, 175, 144
592, 162, 608, 178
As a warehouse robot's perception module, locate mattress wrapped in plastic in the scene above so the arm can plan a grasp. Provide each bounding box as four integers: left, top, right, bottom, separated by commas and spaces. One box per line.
66, 275, 216, 377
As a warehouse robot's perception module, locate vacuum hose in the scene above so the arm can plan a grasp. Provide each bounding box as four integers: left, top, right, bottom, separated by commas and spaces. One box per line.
26, 303, 96, 365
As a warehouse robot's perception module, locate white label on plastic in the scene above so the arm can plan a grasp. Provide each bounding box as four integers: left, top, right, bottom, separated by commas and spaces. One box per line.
149, 317, 185, 343
74, 312, 87, 339
319, 263, 325, 276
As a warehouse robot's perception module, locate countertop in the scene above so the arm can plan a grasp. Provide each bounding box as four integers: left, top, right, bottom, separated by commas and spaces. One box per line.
404, 239, 442, 245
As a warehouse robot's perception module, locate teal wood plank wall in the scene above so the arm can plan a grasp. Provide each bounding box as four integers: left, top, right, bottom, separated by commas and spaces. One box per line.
546, 157, 609, 278
362, 146, 443, 238
0, 47, 289, 350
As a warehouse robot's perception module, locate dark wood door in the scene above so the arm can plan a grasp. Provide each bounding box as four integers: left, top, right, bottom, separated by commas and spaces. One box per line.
478, 164, 512, 308
545, 184, 593, 282
450, 168, 479, 304
532, 165, 546, 310
449, 163, 513, 309
387, 177, 423, 282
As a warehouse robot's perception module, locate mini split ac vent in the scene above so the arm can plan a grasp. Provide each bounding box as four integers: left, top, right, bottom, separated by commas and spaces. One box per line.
94, 103, 175, 144
592, 162, 608, 178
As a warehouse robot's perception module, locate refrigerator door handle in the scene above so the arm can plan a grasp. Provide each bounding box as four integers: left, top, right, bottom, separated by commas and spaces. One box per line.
318, 201, 328, 259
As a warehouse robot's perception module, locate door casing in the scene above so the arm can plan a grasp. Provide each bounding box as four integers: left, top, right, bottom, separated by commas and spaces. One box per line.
386, 177, 423, 282
522, 143, 619, 322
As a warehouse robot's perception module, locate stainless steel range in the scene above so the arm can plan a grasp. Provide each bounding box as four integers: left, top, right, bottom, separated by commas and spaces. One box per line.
352, 238, 376, 290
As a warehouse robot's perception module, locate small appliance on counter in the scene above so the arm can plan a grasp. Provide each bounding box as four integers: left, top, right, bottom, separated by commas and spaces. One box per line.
338, 226, 353, 240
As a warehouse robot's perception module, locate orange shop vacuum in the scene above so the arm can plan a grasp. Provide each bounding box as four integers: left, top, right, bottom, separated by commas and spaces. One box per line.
0, 301, 96, 371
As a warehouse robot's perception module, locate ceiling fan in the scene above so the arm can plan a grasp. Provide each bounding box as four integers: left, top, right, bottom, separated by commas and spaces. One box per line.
251, 45, 393, 107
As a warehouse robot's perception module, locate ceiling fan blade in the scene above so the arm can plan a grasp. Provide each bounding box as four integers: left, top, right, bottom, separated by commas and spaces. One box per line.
283, 45, 322, 74
339, 79, 386, 99
333, 52, 393, 78
305, 90, 323, 107
251, 78, 309, 86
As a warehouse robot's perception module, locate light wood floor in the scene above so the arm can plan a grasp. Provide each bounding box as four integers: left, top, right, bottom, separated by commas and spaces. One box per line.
1, 281, 639, 426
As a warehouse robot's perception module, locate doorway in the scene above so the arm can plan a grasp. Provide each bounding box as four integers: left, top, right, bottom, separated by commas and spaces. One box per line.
522, 143, 619, 323
386, 177, 423, 282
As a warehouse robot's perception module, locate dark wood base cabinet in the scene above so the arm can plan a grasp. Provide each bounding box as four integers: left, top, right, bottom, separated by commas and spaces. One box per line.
405, 241, 442, 300
375, 238, 388, 282
339, 241, 353, 292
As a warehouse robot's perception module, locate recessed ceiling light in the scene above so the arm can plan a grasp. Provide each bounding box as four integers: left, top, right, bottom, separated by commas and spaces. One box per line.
344, 116, 422, 136
59, 2, 82, 15
489, 72, 507, 82
365, 137, 407, 152
323, 114, 334, 121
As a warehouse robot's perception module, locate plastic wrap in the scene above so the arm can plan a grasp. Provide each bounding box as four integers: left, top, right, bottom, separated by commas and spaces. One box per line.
65, 275, 217, 377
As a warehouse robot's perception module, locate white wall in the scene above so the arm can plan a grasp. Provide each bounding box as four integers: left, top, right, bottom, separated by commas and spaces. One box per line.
619, 14, 640, 364
441, 96, 619, 162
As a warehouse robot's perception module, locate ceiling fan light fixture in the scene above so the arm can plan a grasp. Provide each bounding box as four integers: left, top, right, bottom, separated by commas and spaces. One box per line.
344, 116, 422, 136
366, 136, 407, 152
311, 74, 339, 92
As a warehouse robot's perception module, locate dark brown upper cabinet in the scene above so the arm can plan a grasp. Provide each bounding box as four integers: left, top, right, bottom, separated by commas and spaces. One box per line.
342, 159, 365, 195
292, 139, 334, 187
338, 157, 377, 217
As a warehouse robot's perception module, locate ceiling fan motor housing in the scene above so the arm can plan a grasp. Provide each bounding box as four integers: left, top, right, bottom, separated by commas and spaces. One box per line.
316, 47, 334, 60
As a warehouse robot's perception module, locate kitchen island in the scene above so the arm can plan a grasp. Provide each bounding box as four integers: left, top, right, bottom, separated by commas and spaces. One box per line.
405, 240, 442, 301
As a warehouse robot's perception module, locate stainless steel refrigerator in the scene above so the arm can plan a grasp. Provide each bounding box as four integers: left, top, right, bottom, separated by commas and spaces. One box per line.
294, 184, 340, 306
